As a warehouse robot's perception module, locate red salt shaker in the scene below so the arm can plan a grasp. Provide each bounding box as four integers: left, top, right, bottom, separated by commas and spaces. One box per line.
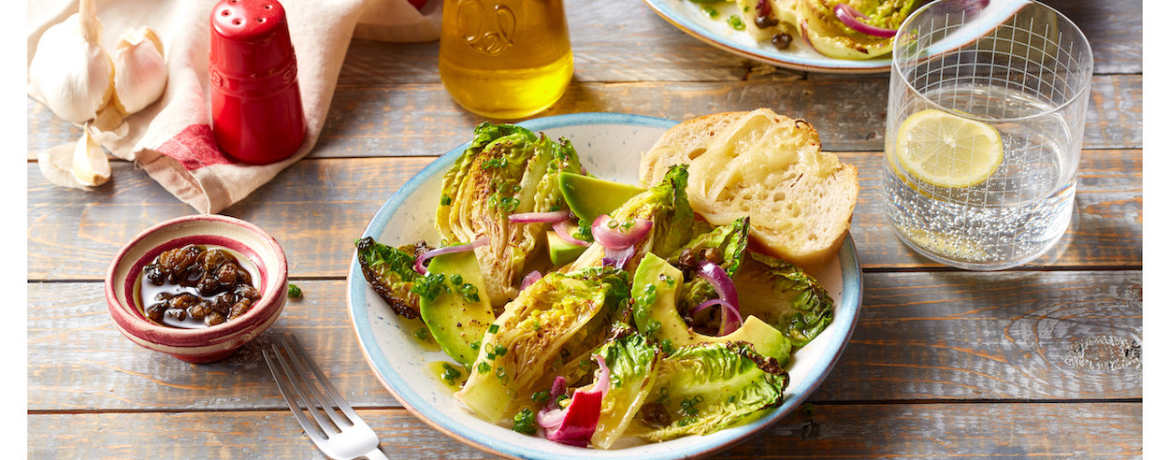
209, 0, 306, 164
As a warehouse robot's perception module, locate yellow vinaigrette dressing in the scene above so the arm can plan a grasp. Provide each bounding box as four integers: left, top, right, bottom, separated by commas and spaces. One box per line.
428, 361, 468, 392
438, 0, 573, 119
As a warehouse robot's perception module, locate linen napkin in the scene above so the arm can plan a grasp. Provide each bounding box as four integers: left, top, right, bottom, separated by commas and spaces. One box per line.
28, 0, 441, 213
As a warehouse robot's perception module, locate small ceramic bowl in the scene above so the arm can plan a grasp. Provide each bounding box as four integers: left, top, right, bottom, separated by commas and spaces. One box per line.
105, 214, 288, 363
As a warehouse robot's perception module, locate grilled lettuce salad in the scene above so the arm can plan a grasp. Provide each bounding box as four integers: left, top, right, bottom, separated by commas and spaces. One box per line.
355, 122, 835, 448
687, 0, 923, 60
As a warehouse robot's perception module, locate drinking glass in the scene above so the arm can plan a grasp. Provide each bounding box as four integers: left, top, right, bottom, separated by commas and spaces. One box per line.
883, 0, 1093, 270
439, 0, 573, 119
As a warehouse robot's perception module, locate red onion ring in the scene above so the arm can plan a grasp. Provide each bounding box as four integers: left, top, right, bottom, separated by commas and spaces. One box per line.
756, 0, 772, 17
546, 376, 567, 411
833, 4, 897, 38
696, 260, 739, 309
537, 404, 569, 429
536, 376, 570, 428
552, 219, 591, 247
602, 245, 636, 269
591, 214, 653, 249
798, 19, 823, 55
413, 236, 488, 274
508, 209, 570, 224
521, 270, 541, 291
691, 298, 745, 336
592, 353, 612, 399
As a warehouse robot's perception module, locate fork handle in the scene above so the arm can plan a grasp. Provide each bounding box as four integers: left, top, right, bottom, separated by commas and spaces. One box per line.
361, 447, 390, 460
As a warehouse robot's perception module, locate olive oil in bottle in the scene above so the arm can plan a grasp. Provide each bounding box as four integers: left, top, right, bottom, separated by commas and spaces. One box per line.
439, 0, 573, 119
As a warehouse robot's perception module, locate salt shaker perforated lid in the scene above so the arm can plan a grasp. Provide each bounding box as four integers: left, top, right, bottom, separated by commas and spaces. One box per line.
209, 0, 306, 165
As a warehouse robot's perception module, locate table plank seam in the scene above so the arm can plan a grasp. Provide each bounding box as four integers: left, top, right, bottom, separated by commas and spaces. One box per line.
27, 398, 1143, 416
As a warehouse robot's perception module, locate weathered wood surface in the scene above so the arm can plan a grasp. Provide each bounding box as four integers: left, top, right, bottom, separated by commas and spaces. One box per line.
24, 0, 1144, 155
338, 0, 1142, 85
27, 75, 1143, 157
26, 148, 1141, 280
28, 270, 1140, 412
27, 402, 1141, 459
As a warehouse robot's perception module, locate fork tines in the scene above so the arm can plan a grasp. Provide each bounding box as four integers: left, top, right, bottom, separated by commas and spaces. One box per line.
264, 335, 360, 442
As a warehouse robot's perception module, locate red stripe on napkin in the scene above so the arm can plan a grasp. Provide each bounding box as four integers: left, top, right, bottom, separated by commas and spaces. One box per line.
156, 124, 238, 170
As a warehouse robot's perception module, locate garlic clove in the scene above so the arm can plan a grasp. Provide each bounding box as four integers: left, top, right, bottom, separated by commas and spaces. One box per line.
111, 27, 167, 115
27, 0, 115, 124
37, 143, 90, 190
71, 124, 111, 187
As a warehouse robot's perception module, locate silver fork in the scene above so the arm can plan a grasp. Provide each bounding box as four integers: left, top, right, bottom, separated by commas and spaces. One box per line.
264, 335, 390, 460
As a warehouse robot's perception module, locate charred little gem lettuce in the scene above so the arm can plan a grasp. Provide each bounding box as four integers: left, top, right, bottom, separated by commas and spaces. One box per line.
617, 164, 695, 259
591, 331, 660, 449
669, 217, 751, 312
735, 252, 834, 347
436, 122, 582, 306
455, 267, 630, 423
354, 237, 427, 319
797, 0, 920, 59
567, 164, 695, 271
633, 342, 787, 442
631, 253, 793, 364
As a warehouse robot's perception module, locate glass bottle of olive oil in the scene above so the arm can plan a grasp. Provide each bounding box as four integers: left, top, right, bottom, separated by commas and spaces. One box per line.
439, 0, 573, 119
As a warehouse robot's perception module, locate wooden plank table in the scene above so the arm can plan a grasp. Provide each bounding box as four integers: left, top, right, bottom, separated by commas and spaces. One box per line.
27, 0, 1142, 458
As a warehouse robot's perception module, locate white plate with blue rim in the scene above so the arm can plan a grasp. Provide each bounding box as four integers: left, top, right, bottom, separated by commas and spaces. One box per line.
641, 0, 1032, 74
642, 0, 893, 73
347, 112, 862, 459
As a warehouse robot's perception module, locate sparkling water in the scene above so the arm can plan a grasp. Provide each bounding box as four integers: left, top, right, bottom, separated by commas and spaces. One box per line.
883, 85, 1078, 269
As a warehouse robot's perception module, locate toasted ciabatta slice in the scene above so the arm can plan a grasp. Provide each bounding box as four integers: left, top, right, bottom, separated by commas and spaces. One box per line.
640, 108, 858, 274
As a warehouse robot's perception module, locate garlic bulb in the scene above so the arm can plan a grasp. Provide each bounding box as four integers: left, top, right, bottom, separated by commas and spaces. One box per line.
27, 0, 114, 124
111, 27, 167, 115
72, 124, 111, 187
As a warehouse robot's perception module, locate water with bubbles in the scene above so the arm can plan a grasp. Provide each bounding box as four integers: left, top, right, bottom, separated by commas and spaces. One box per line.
884, 85, 1078, 269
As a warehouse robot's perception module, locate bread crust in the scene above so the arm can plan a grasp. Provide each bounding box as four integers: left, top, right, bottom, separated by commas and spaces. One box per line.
640, 109, 859, 274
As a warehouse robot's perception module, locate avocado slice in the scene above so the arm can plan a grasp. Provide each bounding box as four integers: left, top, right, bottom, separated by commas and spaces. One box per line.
557, 172, 646, 225
547, 230, 588, 266
420, 250, 496, 367
632, 253, 792, 365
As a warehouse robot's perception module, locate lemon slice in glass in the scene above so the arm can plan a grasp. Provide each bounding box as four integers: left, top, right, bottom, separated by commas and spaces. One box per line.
896, 109, 1003, 188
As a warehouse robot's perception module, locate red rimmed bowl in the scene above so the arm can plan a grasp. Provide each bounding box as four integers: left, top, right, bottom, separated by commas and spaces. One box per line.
105, 215, 288, 363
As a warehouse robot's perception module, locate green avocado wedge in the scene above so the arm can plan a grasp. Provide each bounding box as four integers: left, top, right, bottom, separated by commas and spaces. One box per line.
420, 251, 496, 367
631, 253, 792, 365
557, 172, 646, 226
547, 230, 588, 266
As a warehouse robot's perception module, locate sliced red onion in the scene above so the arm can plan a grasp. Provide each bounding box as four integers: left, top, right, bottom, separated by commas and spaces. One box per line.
592, 354, 611, 399
537, 404, 569, 429
602, 245, 636, 269
542, 390, 601, 447
521, 270, 541, 291
591, 214, 653, 249
756, 0, 772, 17
834, 4, 897, 38
546, 376, 567, 411
536, 355, 611, 447
691, 299, 744, 337
508, 209, 570, 224
413, 236, 488, 274
697, 260, 739, 309
798, 20, 823, 55
536, 376, 570, 429
553, 219, 591, 247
